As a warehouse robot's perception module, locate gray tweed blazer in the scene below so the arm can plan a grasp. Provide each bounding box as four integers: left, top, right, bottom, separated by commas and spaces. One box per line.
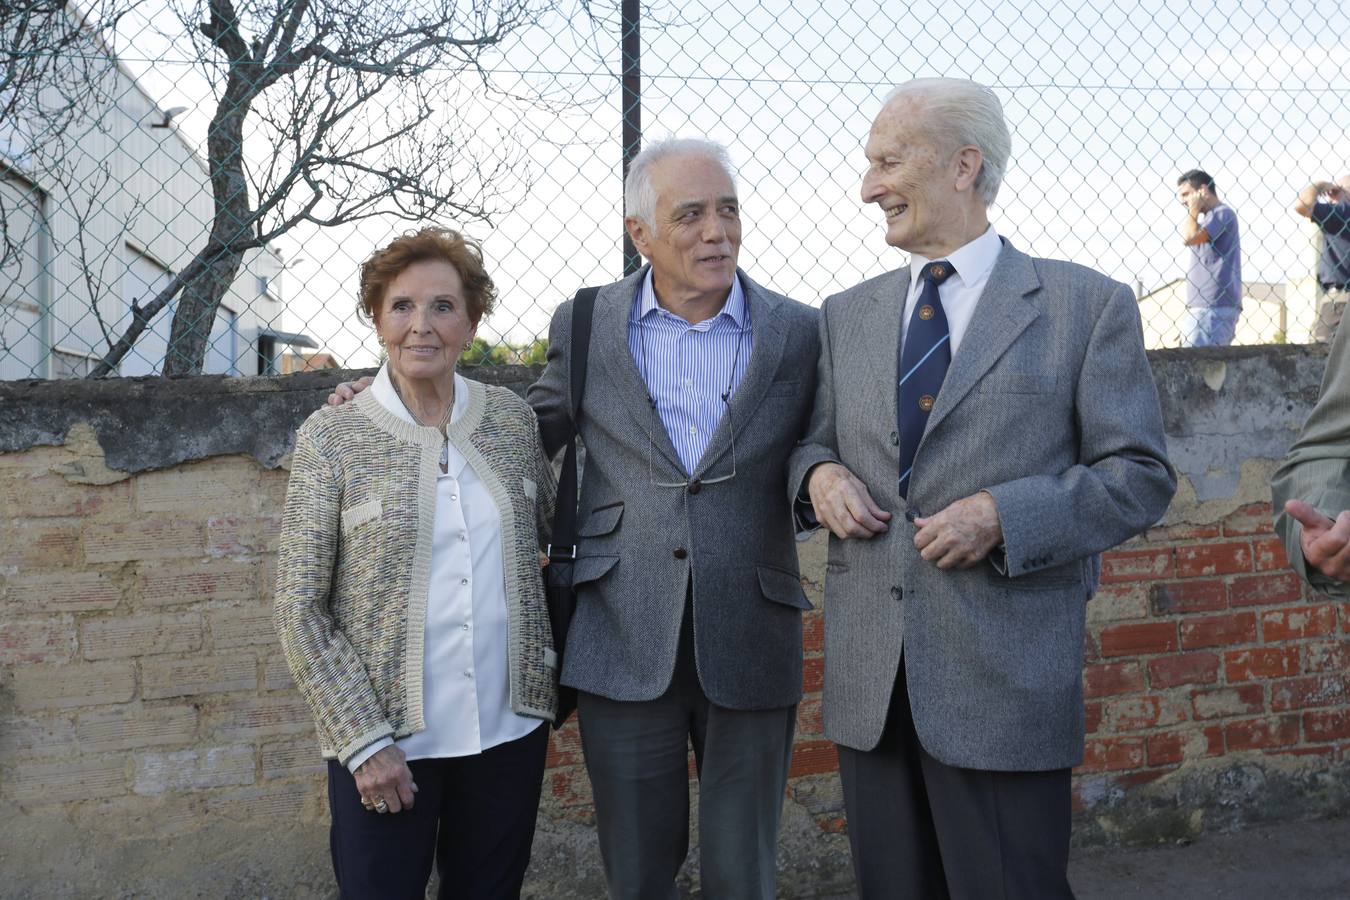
529, 267, 819, 710
788, 239, 1176, 771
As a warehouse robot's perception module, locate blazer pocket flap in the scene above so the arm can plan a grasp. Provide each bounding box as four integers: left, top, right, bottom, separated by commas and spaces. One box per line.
572, 555, 619, 587
578, 503, 623, 537
340, 499, 383, 532
757, 564, 813, 610
975, 372, 1059, 394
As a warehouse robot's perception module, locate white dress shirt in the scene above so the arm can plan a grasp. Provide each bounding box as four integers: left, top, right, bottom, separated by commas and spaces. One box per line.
901, 224, 1003, 357
348, 365, 537, 771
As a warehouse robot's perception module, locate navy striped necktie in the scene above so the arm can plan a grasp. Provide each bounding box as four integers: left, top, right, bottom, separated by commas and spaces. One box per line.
897, 260, 955, 499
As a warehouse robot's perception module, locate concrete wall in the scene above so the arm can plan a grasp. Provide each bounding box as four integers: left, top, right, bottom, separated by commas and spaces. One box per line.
0, 346, 1347, 897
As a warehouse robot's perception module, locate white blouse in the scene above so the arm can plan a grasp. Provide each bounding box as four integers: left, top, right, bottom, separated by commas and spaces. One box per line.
347, 365, 539, 771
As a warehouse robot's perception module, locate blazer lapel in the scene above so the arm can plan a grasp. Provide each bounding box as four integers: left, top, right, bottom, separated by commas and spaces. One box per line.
693, 272, 785, 479
921, 240, 1041, 439
591, 266, 684, 473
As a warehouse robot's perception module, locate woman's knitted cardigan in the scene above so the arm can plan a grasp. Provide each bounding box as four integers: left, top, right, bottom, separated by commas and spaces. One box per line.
273, 378, 558, 765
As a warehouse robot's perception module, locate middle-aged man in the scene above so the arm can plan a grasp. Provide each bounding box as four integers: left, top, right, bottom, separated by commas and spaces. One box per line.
1271, 290, 1350, 596
1176, 169, 1242, 347
787, 78, 1176, 898
528, 138, 818, 898
1293, 174, 1350, 341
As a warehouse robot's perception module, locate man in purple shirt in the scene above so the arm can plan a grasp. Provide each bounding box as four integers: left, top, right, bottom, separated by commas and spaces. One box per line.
1294, 174, 1350, 341
1177, 169, 1242, 347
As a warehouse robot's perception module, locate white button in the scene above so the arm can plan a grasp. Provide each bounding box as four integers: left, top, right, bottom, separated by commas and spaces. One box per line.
463, 670, 473, 678
689, 425, 697, 434
460, 532, 468, 541
461, 578, 470, 585
461, 623, 470, 631
450, 494, 458, 501
684, 378, 692, 386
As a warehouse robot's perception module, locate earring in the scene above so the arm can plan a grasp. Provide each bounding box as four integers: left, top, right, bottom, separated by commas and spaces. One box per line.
463, 340, 472, 350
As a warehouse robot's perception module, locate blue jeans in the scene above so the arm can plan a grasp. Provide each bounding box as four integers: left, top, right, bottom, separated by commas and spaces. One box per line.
1181, 306, 1240, 347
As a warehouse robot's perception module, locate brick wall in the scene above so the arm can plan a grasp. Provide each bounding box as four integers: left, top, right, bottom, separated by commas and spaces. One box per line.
1, 346, 1347, 895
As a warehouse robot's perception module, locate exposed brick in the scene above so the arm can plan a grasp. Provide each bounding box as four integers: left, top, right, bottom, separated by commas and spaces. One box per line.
1228, 572, 1303, 607
1077, 737, 1145, 773
1099, 549, 1172, 583
210, 607, 279, 649
1146, 727, 1224, 766
82, 520, 204, 564
0, 617, 75, 664
802, 656, 824, 694
204, 695, 315, 740
9, 661, 136, 710
1103, 695, 1185, 732
1304, 709, 1350, 743
1150, 580, 1225, 615
1224, 647, 1301, 682
1144, 522, 1222, 542
1175, 543, 1252, 578
1304, 640, 1350, 674
262, 738, 326, 780
135, 465, 259, 515
1343, 604, 1350, 634
1083, 662, 1145, 699
206, 781, 316, 821
207, 515, 281, 557
3, 753, 130, 804
1099, 622, 1178, 657
796, 698, 824, 736
1192, 684, 1265, 720
1179, 612, 1258, 650
1224, 715, 1300, 751
802, 612, 824, 654
1087, 584, 1148, 623
1085, 701, 1103, 735
789, 739, 838, 777
1252, 537, 1290, 572
256, 556, 279, 603
5, 570, 123, 614
0, 713, 78, 754
1147, 653, 1220, 689
263, 653, 294, 691
543, 724, 583, 769
78, 705, 199, 752
133, 745, 256, 794
3, 475, 132, 520
1221, 503, 1275, 537
1083, 631, 1100, 664
68, 794, 202, 841
81, 613, 203, 660
1270, 675, 1350, 712
1261, 605, 1338, 642
2, 520, 82, 568
134, 562, 256, 608
141, 652, 258, 700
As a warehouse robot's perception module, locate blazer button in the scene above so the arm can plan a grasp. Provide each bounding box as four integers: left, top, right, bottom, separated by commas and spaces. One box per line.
890, 430, 899, 446
673, 547, 688, 560
890, 586, 901, 601
688, 479, 701, 495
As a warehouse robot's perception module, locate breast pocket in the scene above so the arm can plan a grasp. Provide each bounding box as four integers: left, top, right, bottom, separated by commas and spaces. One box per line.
340, 499, 383, 534
973, 372, 1059, 395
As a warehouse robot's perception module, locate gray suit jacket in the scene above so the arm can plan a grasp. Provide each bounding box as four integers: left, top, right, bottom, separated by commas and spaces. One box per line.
788, 240, 1175, 770
529, 267, 819, 709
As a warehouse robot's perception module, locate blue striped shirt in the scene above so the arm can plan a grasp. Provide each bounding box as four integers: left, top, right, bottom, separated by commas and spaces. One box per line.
628, 269, 753, 475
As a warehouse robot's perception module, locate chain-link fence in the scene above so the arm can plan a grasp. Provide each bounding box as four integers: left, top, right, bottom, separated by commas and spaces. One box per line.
2, 0, 1348, 380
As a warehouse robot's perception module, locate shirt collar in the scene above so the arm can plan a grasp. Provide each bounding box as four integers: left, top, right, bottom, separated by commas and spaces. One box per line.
371, 362, 467, 427
634, 266, 748, 328
908, 224, 1002, 293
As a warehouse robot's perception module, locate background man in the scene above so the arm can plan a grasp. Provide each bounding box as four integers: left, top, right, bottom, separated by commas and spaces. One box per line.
527, 138, 819, 899
789, 79, 1175, 898
1293, 174, 1350, 341
1176, 169, 1242, 347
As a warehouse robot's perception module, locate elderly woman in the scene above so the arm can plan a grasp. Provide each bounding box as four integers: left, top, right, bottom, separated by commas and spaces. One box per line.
274, 226, 557, 899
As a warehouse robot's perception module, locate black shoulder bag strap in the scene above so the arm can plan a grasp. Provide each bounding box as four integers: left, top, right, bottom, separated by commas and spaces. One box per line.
546, 285, 598, 727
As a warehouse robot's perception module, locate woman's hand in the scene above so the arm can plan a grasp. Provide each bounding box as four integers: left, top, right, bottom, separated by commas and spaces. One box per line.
354, 745, 418, 813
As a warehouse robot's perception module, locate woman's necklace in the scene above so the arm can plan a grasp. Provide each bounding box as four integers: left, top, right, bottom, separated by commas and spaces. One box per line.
390, 375, 455, 472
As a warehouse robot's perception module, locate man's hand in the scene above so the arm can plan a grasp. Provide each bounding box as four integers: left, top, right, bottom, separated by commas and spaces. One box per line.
327, 376, 374, 406
913, 491, 1003, 570
354, 744, 417, 813
1286, 499, 1350, 582
807, 462, 891, 539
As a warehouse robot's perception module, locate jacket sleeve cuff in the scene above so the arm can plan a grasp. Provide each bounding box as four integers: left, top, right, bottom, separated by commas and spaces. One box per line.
337, 725, 396, 769
346, 737, 396, 773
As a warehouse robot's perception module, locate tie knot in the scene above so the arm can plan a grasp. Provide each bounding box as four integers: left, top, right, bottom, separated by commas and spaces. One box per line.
922, 260, 955, 286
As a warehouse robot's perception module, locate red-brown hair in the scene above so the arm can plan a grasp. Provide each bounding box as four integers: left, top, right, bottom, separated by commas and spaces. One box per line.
357, 227, 497, 325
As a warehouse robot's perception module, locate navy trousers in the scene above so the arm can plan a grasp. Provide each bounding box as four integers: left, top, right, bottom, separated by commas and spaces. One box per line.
326, 722, 548, 900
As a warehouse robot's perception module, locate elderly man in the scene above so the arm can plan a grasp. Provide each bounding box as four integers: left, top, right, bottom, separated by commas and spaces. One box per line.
788, 79, 1175, 898
1293, 174, 1350, 341
528, 138, 818, 898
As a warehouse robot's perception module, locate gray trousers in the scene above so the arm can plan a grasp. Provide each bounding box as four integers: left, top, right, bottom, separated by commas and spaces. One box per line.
575, 599, 796, 900
1314, 286, 1349, 343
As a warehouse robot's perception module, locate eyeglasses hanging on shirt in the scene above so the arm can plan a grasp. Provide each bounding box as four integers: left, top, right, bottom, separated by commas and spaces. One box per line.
635, 314, 748, 490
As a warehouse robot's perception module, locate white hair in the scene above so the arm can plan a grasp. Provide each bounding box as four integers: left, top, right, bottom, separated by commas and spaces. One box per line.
884, 78, 1012, 207
623, 138, 737, 235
